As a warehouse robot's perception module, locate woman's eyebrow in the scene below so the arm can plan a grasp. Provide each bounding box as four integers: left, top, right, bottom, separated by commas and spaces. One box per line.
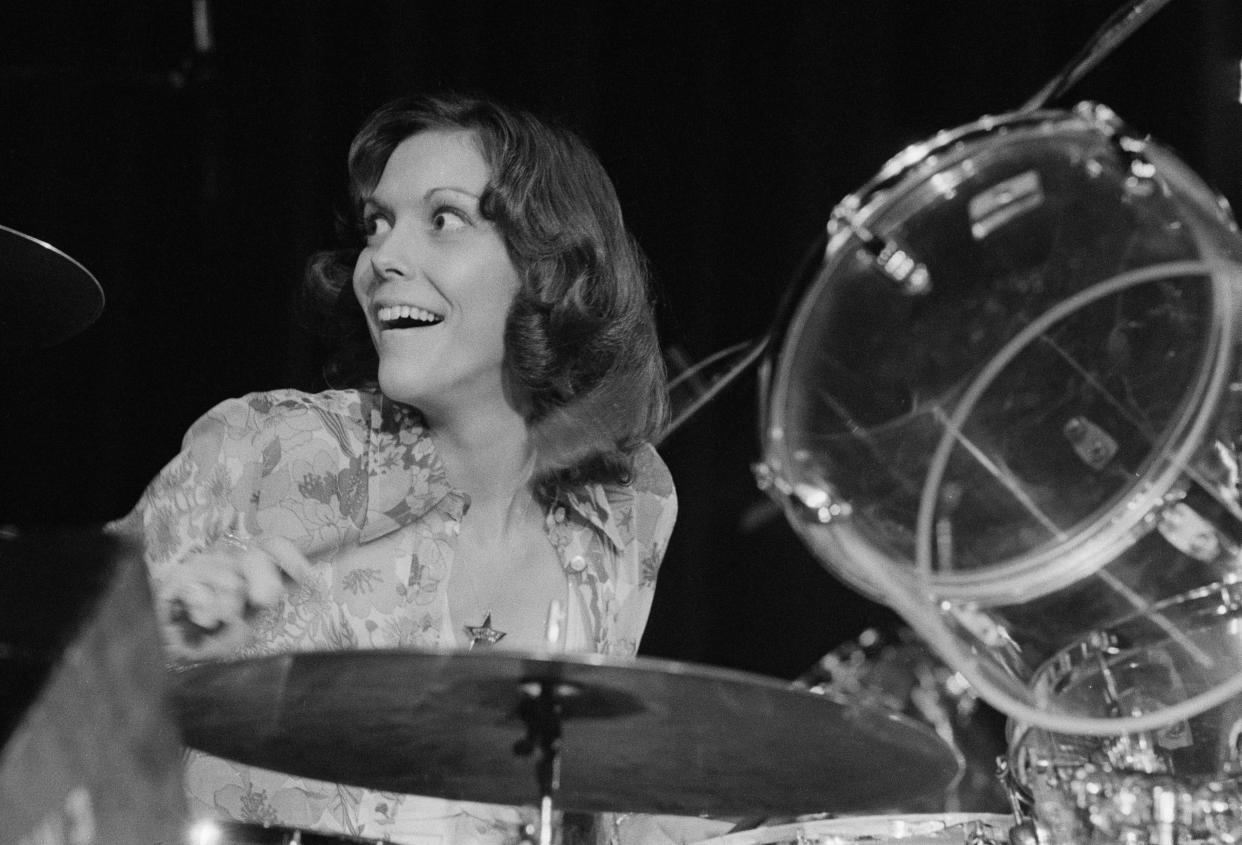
424, 185, 482, 201
363, 186, 482, 209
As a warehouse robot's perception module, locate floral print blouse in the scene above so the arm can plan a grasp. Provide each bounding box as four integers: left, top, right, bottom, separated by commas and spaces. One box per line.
119, 388, 677, 843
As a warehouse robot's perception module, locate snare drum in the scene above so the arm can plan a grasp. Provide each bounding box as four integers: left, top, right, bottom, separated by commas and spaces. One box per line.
692, 813, 1012, 845
757, 100, 1242, 735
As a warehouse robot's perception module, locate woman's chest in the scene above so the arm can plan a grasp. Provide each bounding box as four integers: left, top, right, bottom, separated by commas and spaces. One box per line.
245, 517, 576, 655
449, 519, 569, 651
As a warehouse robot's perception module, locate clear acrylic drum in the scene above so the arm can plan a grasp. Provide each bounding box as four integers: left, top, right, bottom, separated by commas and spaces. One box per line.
757, 102, 1242, 736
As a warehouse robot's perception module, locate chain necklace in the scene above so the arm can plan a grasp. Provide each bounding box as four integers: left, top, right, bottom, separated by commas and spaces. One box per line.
457, 488, 542, 650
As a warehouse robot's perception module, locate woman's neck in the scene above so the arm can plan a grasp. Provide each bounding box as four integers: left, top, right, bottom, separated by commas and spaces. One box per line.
426, 400, 536, 531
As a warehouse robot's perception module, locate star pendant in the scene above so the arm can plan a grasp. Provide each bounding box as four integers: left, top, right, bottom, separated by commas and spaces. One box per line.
465, 612, 507, 650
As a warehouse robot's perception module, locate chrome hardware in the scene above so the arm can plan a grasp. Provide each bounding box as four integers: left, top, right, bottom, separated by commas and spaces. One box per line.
1075, 101, 1159, 190
752, 462, 852, 524
827, 211, 931, 295
1063, 415, 1118, 470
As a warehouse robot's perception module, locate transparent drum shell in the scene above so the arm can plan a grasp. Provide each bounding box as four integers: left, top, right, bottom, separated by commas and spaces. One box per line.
759, 103, 1242, 734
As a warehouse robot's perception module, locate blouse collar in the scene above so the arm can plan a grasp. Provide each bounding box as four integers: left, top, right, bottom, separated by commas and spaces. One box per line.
357, 393, 622, 551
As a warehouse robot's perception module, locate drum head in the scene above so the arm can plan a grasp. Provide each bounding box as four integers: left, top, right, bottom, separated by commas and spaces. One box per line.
763, 105, 1240, 604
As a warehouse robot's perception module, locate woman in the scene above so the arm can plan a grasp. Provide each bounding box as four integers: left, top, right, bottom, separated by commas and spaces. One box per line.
118, 93, 677, 843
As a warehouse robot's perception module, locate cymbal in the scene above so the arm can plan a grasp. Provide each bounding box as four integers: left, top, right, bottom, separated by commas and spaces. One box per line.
171, 649, 962, 816
0, 224, 104, 348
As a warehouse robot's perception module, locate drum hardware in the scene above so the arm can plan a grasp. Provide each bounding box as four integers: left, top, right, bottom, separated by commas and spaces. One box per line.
661, 335, 770, 443
1072, 102, 1162, 190
1063, 417, 1120, 471
1019, 0, 1179, 113
1007, 669, 1242, 844
171, 649, 963, 830
995, 758, 1043, 845
825, 210, 930, 296
1018, 764, 1242, 845
512, 678, 578, 845
753, 462, 851, 526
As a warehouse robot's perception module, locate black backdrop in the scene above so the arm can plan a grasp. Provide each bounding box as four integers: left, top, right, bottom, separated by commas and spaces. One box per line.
2, 0, 1240, 679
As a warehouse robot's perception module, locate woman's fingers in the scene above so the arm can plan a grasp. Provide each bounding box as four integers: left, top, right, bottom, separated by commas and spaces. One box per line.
157, 534, 317, 662
236, 544, 285, 608
256, 535, 318, 591
160, 560, 248, 660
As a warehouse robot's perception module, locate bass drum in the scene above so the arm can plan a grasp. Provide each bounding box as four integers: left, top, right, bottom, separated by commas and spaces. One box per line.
757, 100, 1242, 735
692, 814, 1012, 845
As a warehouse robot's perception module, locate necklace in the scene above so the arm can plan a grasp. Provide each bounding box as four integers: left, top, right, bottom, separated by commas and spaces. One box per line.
457, 491, 541, 650
465, 611, 507, 650
457, 556, 508, 649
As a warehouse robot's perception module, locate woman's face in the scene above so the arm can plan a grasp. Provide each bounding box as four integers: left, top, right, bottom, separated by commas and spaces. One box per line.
352, 129, 521, 416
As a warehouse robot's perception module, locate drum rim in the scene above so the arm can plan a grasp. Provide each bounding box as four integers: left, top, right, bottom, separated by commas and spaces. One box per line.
203, 819, 384, 843
691, 812, 1014, 845
1027, 575, 1242, 702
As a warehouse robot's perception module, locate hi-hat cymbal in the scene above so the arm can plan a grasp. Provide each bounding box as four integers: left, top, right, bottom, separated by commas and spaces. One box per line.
171, 649, 962, 817
0, 224, 104, 348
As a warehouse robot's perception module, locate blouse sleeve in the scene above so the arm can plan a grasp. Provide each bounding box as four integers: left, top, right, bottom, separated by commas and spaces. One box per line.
111, 394, 274, 593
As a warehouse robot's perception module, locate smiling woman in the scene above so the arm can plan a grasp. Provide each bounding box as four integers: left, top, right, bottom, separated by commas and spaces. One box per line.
311, 96, 669, 492
111, 93, 679, 844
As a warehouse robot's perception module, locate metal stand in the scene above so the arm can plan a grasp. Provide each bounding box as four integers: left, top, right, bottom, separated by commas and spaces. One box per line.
514, 678, 580, 845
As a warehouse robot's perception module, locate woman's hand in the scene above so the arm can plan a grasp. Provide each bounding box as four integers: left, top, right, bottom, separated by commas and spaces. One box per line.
157, 533, 314, 662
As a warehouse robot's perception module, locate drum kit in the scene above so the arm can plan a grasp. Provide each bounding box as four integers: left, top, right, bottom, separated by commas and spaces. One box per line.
15, 1, 1242, 842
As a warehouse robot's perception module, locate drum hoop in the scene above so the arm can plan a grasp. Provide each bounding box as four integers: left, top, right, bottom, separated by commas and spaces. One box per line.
1028, 575, 1242, 698
836, 103, 1120, 229
692, 813, 1013, 845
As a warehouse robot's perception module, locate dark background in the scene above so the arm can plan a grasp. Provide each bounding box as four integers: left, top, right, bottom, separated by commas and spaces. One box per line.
1, 0, 1240, 681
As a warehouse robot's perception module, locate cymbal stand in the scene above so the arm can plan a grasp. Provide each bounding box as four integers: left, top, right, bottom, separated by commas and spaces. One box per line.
514, 678, 580, 845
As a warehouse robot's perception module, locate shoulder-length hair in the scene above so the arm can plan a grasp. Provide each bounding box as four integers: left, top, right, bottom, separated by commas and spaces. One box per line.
305, 93, 668, 493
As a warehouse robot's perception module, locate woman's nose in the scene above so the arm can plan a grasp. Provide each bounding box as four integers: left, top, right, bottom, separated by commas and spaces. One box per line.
370, 227, 415, 281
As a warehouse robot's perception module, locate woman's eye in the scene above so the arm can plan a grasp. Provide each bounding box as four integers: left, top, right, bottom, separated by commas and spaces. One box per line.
362, 213, 391, 239
431, 208, 468, 232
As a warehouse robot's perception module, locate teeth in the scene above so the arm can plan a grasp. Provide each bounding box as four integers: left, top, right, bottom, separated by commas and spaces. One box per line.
377, 304, 442, 325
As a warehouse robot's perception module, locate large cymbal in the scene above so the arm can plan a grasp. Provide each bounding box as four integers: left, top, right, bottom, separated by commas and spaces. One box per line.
0, 224, 104, 348
171, 648, 962, 816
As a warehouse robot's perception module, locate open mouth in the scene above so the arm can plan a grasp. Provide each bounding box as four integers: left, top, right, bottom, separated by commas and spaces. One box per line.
377, 304, 445, 330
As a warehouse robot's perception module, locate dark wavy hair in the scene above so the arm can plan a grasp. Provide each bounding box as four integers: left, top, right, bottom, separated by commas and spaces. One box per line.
305, 93, 668, 493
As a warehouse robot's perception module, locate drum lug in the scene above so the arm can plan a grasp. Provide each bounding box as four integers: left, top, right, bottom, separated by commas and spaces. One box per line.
752, 462, 852, 524
827, 209, 931, 295
1074, 101, 1160, 190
